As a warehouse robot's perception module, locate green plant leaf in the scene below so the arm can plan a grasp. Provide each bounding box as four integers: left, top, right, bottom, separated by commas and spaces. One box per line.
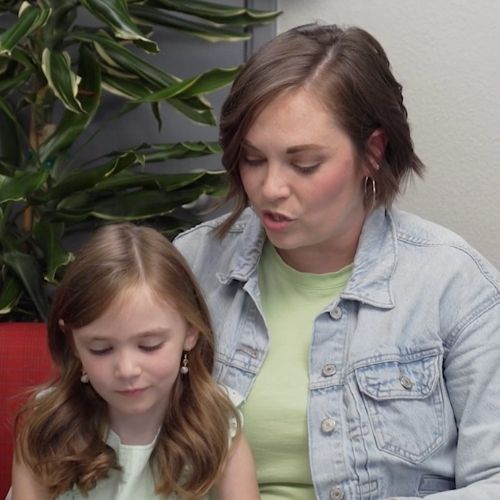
0, 95, 17, 122
72, 31, 215, 124
0, 1, 19, 14
0, 2, 52, 56
81, 0, 158, 52
0, 0, 278, 321
141, 141, 221, 161
72, 30, 177, 86
94, 170, 214, 191
38, 44, 102, 162
42, 151, 143, 200
32, 220, 73, 283
8, 46, 36, 71
147, 0, 280, 26
0, 170, 48, 204
129, 5, 250, 42
0, 68, 30, 95
2, 239, 49, 321
0, 97, 22, 166
0, 272, 22, 315
139, 66, 239, 102
58, 187, 215, 220
101, 73, 154, 100
168, 97, 215, 125
42, 48, 84, 113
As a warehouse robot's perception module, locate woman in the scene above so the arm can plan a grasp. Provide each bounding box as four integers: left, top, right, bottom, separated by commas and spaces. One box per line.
174, 23, 500, 499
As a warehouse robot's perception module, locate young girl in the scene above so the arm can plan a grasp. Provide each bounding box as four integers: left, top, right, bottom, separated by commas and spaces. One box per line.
11, 223, 259, 499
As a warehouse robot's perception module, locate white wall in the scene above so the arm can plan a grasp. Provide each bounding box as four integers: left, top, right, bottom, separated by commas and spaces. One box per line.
278, 0, 500, 269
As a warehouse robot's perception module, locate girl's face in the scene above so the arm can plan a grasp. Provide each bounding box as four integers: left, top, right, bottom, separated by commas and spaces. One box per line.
71, 285, 198, 442
239, 87, 370, 273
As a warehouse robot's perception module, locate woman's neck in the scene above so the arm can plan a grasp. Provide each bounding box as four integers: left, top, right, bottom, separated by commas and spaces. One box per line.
276, 234, 361, 274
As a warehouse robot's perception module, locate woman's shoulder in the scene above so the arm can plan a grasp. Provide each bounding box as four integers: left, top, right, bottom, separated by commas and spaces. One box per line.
392, 208, 473, 246
390, 208, 500, 298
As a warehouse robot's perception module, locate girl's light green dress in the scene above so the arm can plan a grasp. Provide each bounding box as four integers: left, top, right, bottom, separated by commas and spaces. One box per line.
58, 386, 242, 499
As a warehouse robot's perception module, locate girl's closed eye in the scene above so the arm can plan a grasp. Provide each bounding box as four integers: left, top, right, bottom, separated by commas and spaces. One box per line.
139, 342, 164, 352
88, 346, 113, 355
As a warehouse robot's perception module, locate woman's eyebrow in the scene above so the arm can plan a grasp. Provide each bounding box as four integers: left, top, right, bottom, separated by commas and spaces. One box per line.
286, 144, 325, 154
241, 139, 260, 151
242, 140, 326, 154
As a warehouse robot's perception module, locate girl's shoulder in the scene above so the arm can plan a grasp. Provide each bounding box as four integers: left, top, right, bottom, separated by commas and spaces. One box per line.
218, 384, 245, 442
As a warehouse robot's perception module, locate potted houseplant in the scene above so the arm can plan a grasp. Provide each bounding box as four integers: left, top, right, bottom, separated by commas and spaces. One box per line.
0, 0, 279, 322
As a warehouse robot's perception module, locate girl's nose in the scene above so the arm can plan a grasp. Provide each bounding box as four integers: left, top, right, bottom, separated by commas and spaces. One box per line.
114, 351, 141, 379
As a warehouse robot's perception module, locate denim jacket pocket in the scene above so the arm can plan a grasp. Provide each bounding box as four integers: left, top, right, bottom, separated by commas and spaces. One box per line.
355, 352, 444, 463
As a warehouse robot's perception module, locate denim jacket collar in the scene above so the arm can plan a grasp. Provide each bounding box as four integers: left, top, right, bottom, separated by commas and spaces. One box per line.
217, 206, 397, 309
343, 207, 397, 309
216, 213, 266, 285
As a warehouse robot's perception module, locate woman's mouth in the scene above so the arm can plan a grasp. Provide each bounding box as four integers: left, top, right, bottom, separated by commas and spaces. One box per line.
262, 211, 294, 231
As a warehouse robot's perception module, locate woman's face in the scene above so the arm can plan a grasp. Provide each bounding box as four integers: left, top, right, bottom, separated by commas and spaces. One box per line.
239, 87, 369, 273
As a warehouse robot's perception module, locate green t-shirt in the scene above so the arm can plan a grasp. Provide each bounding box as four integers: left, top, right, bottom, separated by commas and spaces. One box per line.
243, 242, 351, 500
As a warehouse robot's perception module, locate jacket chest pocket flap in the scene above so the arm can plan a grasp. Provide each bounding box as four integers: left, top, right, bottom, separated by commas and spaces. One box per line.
355, 353, 445, 463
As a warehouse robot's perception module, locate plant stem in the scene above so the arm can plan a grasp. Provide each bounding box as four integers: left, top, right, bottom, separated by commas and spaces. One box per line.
23, 93, 41, 234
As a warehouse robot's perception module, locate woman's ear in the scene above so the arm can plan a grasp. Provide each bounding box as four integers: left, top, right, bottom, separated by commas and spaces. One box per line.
183, 325, 200, 351
365, 128, 387, 174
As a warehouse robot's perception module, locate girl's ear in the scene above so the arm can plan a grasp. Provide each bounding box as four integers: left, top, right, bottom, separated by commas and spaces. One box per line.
364, 128, 387, 174
183, 325, 199, 351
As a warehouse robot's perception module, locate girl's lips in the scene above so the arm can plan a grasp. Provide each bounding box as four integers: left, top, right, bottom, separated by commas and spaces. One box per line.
117, 388, 147, 397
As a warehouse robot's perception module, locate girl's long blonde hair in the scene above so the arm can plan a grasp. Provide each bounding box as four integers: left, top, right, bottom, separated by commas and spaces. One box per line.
15, 223, 240, 498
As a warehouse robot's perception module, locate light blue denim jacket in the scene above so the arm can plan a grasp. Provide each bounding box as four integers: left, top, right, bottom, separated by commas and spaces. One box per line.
174, 207, 500, 499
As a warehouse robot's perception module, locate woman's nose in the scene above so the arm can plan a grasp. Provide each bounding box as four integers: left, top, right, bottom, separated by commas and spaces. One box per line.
261, 163, 291, 200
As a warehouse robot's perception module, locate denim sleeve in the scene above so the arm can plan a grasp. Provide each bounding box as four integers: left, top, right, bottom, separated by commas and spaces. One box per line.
390, 298, 500, 499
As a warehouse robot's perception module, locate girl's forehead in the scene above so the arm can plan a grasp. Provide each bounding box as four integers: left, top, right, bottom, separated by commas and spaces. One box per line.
72, 289, 188, 341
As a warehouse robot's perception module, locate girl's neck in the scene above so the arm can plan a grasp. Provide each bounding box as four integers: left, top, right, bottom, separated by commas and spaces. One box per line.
109, 411, 163, 445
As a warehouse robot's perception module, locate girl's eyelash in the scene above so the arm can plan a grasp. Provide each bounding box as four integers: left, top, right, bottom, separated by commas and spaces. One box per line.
89, 347, 112, 355
140, 343, 163, 352
88, 343, 163, 355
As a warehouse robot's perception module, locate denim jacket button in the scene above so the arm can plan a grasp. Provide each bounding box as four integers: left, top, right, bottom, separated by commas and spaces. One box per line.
329, 486, 344, 499
322, 364, 337, 377
330, 306, 343, 320
400, 375, 414, 390
321, 417, 337, 434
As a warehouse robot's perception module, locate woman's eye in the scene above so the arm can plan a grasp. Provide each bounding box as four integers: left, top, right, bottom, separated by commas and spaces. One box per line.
139, 343, 163, 353
292, 163, 321, 174
242, 155, 265, 167
89, 347, 113, 355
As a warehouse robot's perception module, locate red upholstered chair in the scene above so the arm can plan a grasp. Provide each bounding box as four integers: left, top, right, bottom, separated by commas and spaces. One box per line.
0, 323, 53, 499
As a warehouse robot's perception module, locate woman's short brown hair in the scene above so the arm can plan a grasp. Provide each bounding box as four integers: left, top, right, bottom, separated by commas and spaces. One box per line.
218, 23, 424, 235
